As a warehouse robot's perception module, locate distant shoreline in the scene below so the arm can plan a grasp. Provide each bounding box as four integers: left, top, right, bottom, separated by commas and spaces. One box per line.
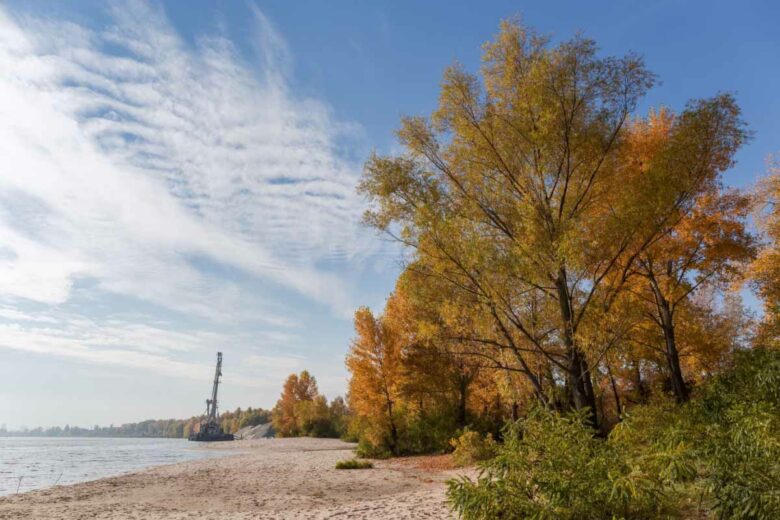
0, 434, 184, 439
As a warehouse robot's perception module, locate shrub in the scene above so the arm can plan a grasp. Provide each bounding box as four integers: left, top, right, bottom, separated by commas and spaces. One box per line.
446, 349, 780, 520
295, 396, 338, 437
348, 404, 459, 457
447, 408, 679, 519
397, 411, 458, 455
688, 348, 780, 519
449, 429, 496, 467
335, 459, 373, 470
355, 437, 392, 459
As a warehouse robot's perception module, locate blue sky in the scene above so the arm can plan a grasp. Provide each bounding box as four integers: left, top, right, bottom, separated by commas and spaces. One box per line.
0, 0, 778, 429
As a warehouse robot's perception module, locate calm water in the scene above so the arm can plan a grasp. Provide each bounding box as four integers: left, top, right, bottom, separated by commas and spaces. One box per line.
0, 437, 228, 496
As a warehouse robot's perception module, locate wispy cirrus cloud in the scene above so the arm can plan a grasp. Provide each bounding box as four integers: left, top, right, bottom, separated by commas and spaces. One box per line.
0, 1, 385, 389
0, 304, 298, 388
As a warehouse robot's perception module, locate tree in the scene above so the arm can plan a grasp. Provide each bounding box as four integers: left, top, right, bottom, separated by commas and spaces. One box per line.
272, 371, 320, 437
632, 187, 755, 401
271, 371, 346, 438
751, 157, 780, 346
392, 267, 509, 428
328, 396, 350, 437
295, 370, 319, 401
346, 306, 404, 453
295, 395, 332, 437
359, 20, 745, 427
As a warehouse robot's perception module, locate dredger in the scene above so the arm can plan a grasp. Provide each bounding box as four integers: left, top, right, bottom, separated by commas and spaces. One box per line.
188, 352, 234, 442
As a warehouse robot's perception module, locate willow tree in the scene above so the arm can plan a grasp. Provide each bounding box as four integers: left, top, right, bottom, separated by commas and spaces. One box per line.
360, 21, 746, 427
611, 109, 753, 402
751, 158, 780, 346
633, 189, 754, 401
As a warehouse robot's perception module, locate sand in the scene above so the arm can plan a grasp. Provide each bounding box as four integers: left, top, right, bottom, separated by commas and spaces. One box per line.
0, 438, 469, 519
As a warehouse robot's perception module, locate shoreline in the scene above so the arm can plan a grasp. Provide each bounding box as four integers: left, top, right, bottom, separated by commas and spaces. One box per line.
0, 437, 465, 519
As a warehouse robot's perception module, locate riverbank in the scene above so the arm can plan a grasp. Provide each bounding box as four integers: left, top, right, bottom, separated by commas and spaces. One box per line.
0, 437, 465, 519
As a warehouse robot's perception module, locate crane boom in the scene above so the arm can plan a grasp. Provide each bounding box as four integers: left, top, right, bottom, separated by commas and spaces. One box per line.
208, 352, 222, 421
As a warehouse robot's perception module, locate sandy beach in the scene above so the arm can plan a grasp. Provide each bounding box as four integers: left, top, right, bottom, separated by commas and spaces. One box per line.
0, 438, 466, 519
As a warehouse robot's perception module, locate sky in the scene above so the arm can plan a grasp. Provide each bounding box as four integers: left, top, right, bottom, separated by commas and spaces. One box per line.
0, 0, 778, 430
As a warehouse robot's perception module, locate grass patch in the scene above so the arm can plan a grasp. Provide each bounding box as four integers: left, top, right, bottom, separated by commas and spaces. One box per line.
335, 459, 373, 470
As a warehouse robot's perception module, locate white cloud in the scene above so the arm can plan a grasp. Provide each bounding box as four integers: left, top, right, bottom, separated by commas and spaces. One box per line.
0, 1, 388, 390
0, 1, 379, 319
0, 306, 292, 388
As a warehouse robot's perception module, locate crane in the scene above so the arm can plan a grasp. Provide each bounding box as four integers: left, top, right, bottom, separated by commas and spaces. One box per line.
188, 352, 234, 442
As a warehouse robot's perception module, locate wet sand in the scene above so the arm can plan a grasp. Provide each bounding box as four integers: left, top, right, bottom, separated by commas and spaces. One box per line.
0, 437, 465, 519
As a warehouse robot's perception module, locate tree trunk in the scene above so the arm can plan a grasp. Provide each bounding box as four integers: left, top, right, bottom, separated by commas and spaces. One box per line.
544, 363, 565, 410
607, 364, 622, 419
457, 375, 468, 427
383, 384, 398, 454
632, 361, 648, 403
386, 400, 398, 453
649, 279, 689, 403
556, 268, 599, 428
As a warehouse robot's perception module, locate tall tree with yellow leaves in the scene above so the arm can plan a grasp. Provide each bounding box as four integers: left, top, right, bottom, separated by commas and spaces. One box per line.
359, 20, 746, 427
346, 306, 404, 453
616, 109, 755, 401
272, 370, 320, 437
751, 157, 780, 346
388, 270, 501, 428
632, 189, 755, 401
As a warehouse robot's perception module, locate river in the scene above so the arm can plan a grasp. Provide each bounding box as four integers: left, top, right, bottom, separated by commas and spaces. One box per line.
0, 436, 227, 496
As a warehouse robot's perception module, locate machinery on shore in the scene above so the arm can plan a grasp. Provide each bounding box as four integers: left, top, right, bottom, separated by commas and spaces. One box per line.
188, 352, 234, 442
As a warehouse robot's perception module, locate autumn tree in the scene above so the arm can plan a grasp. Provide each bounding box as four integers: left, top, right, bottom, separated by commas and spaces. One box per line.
614, 109, 754, 401
359, 20, 745, 427
294, 395, 331, 437
272, 373, 301, 436
388, 272, 486, 428
636, 195, 753, 401
272, 370, 320, 437
751, 157, 780, 346
295, 371, 319, 400
346, 306, 404, 454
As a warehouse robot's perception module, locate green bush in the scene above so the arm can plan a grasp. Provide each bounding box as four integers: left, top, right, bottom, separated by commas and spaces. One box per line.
397, 411, 458, 455
688, 348, 780, 519
446, 348, 780, 520
349, 405, 459, 457
335, 459, 373, 470
449, 429, 496, 467
447, 408, 681, 519
355, 437, 392, 459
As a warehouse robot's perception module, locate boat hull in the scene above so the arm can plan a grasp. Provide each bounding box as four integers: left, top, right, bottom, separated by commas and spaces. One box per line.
188, 432, 234, 442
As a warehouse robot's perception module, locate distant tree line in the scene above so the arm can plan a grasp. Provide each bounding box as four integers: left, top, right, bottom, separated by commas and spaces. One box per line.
0, 407, 271, 438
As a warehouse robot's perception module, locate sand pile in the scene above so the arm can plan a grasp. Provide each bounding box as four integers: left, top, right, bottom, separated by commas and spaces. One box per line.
234, 423, 275, 439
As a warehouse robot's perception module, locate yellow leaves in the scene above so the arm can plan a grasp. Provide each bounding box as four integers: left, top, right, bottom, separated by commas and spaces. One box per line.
358, 17, 758, 427
623, 108, 674, 176
432, 65, 482, 134
750, 157, 780, 342
481, 20, 548, 106
272, 370, 320, 437
346, 306, 403, 422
